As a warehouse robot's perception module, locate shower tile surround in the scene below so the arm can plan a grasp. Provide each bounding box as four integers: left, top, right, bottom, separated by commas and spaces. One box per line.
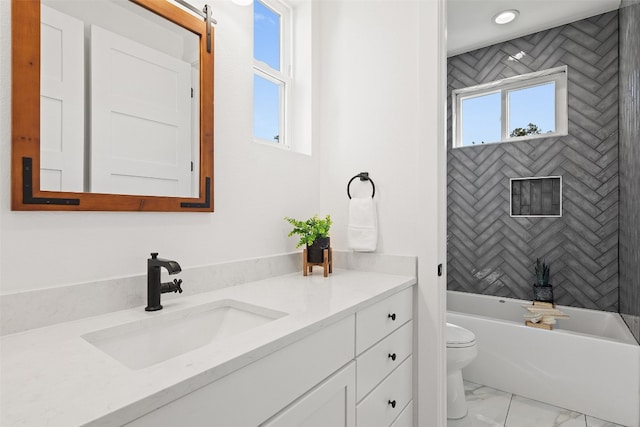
0, 251, 416, 336
447, 12, 620, 311
619, 0, 640, 343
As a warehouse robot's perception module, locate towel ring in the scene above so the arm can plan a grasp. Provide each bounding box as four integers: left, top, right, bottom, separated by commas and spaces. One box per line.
347, 172, 375, 199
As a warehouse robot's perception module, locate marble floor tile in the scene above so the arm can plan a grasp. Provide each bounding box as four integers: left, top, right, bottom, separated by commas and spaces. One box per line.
464, 381, 512, 427
585, 416, 625, 427
448, 381, 512, 427
505, 395, 586, 427
448, 415, 475, 427
453, 381, 624, 427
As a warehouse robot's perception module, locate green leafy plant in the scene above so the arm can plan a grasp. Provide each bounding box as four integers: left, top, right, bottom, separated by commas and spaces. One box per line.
284, 214, 332, 248
535, 258, 550, 285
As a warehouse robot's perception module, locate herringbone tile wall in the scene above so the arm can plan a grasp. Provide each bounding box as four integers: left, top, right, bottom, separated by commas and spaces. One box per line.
447, 12, 619, 312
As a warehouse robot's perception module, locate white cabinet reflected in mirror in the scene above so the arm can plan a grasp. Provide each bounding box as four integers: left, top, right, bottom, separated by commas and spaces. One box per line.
40, 0, 200, 198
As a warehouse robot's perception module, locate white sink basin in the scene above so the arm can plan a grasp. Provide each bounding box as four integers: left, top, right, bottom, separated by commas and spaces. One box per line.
82, 300, 287, 369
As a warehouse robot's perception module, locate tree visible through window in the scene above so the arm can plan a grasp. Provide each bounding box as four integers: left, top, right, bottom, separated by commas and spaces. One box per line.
510, 123, 542, 138
508, 82, 555, 137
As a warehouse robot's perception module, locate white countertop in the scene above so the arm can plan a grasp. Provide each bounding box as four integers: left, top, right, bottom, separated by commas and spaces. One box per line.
1, 269, 415, 427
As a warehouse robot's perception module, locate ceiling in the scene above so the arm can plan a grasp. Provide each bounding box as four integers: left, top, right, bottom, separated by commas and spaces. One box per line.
447, 0, 621, 57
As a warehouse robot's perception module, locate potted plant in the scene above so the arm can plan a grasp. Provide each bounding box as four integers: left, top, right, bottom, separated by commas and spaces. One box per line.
533, 258, 554, 303
285, 214, 332, 264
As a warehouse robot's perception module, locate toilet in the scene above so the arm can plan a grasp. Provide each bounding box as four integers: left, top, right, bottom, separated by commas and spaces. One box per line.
446, 323, 478, 419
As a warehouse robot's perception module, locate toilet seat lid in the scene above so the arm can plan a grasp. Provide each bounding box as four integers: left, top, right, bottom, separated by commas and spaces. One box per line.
446, 323, 476, 348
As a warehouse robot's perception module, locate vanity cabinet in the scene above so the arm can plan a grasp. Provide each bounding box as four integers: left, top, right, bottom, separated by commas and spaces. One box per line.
262, 286, 414, 427
355, 286, 414, 427
124, 286, 414, 427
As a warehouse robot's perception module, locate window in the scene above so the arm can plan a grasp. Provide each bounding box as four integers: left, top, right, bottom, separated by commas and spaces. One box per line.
452, 66, 568, 148
253, 0, 290, 148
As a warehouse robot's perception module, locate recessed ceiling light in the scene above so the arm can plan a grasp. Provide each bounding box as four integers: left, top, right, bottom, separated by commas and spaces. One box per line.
493, 9, 520, 25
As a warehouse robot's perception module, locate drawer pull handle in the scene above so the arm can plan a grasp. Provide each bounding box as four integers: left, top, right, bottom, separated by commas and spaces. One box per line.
388, 399, 397, 408
388, 313, 396, 321
388, 353, 397, 361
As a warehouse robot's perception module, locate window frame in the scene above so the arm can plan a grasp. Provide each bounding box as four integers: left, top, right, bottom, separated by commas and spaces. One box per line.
452, 66, 568, 149
253, 0, 292, 150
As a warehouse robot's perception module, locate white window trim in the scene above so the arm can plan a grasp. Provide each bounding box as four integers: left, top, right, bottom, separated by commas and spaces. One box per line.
253, 0, 292, 150
452, 65, 568, 149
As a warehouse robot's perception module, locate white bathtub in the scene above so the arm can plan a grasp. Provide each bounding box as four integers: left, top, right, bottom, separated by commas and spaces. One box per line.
447, 290, 640, 427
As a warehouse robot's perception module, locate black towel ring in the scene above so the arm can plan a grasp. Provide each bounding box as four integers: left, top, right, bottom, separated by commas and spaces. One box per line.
347, 172, 375, 199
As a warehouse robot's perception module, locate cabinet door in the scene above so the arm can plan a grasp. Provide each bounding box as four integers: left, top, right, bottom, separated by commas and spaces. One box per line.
123, 316, 355, 427
262, 362, 356, 427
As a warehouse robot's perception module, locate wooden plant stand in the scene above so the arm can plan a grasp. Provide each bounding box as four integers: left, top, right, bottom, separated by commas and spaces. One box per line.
303, 248, 333, 277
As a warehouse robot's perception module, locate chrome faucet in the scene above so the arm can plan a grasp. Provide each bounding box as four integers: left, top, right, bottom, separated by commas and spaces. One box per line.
146, 252, 183, 311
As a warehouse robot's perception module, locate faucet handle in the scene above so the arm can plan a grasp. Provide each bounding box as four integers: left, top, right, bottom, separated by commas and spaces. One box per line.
160, 279, 183, 294
173, 278, 183, 294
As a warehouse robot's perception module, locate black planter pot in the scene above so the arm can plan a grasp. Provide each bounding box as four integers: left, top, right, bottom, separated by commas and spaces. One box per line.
533, 284, 554, 303
307, 237, 330, 264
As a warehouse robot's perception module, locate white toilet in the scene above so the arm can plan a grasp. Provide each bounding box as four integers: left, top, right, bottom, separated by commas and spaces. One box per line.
446, 323, 478, 419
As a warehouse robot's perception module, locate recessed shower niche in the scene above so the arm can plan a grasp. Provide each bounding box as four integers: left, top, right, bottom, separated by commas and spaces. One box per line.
510, 176, 562, 217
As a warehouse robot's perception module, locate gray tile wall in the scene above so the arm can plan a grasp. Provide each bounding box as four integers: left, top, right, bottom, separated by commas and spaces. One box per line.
447, 12, 619, 311
619, 0, 640, 342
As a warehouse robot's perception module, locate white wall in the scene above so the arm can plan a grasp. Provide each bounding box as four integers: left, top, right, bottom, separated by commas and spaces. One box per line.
317, 0, 420, 255
0, 0, 321, 293
316, 1, 446, 425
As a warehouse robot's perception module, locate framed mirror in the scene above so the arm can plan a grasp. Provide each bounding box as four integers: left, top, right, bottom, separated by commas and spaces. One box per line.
11, 0, 214, 211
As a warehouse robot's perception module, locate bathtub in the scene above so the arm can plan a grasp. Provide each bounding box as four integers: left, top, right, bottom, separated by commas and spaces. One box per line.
447, 290, 640, 427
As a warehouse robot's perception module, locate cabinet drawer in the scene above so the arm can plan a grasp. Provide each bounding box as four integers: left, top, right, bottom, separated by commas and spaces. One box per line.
356, 355, 413, 427
390, 400, 413, 427
356, 287, 413, 354
357, 320, 413, 402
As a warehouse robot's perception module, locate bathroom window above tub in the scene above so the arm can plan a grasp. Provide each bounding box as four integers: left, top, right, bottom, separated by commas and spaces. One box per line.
452, 66, 568, 148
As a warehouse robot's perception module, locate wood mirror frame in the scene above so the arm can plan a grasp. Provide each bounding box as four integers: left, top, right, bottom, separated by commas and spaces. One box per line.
11, 0, 214, 212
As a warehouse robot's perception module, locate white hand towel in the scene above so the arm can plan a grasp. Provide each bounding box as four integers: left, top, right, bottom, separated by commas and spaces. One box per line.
348, 197, 378, 252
